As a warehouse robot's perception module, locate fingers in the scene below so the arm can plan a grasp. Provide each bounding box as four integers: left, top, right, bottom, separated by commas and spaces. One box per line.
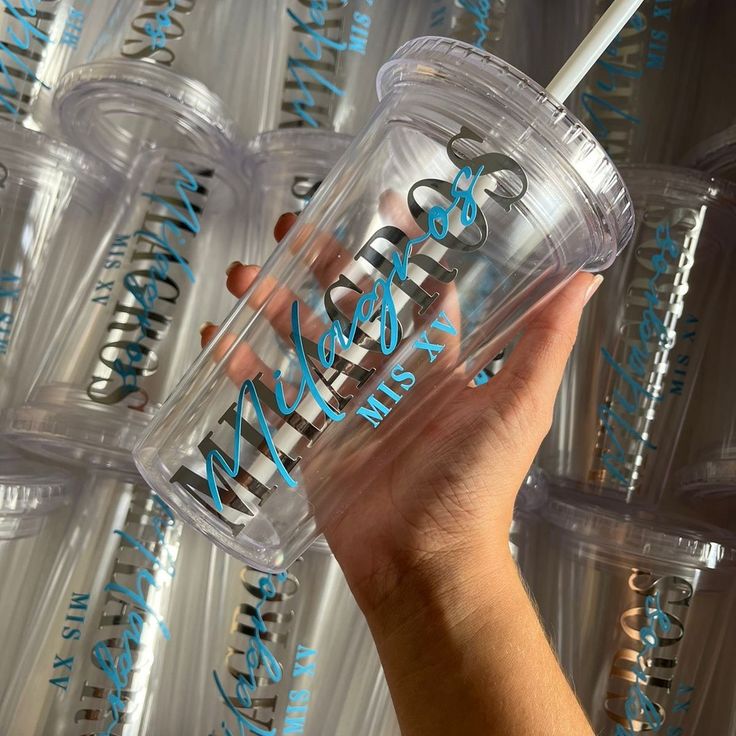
485, 272, 602, 439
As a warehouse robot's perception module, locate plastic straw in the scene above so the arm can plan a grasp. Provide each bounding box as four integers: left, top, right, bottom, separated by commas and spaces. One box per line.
548, 0, 646, 101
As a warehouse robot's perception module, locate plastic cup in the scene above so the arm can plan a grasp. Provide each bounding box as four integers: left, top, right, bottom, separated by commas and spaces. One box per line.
670, 269, 736, 527
244, 129, 353, 265
0, 444, 74, 538
682, 123, 736, 183
52, 0, 266, 174
517, 487, 736, 736
0, 0, 113, 132
133, 37, 634, 572
2, 148, 249, 476
260, 0, 429, 135
146, 530, 396, 735
0, 495, 76, 696
0, 475, 182, 735
0, 124, 120, 410
540, 166, 736, 506
570, 0, 708, 165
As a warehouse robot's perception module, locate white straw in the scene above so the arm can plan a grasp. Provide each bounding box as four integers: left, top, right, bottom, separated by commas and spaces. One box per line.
548, 0, 646, 101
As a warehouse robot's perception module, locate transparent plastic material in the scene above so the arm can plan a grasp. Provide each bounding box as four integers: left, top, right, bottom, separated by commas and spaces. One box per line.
0, 445, 73, 538
133, 38, 633, 571
570, 0, 708, 165
0, 475, 182, 735
259, 0, 429, 135
517, 489, 736, 736
682, 124, 736, 183
420, 0, 540, 79
146, 530, 397, 735
0, 124, 119, 410
3, 149, 248, 476
672, 267, 736, 521
0, 498, 75, 696
244, 129, 353, 265
540, 167, 736, 506
53, 0, 269, 172
0, 0, 112, 132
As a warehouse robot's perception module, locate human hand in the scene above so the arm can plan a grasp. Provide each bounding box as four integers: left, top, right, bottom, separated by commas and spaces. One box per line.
201, 210, 602, 617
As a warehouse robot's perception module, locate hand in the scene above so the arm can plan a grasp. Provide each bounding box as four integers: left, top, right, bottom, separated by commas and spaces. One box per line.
202, 211, 602, 617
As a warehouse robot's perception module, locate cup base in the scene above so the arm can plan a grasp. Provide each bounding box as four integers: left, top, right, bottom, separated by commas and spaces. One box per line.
2, 384, 151, 477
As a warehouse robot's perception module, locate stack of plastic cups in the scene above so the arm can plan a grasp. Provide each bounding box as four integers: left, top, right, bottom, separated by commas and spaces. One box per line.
569, 0, 709, 165
516, 491, 736, 736
516, 167, 736, 733
0, 475, 184, 735
683, 124, 736, 184
145, 528, 398, 735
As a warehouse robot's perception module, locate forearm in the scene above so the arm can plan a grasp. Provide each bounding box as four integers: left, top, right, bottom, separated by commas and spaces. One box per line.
362, 543, 594, 736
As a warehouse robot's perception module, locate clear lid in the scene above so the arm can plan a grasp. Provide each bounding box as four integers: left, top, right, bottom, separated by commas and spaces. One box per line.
0, 122, 117, 201
245, 129, 354, 180
0, 449, 73, 538
682, 123, 736, 181
620, 165, 736, 210
376, 36, 634, 271
55, 60, 239, 174
543, 487, 736, 570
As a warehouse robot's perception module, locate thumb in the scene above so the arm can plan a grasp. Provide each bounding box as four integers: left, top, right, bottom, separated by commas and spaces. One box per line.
485, 272, 603, 444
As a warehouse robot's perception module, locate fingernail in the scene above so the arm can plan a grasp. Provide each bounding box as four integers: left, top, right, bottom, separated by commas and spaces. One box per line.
199, 321, 215, 337
226, 261, 242, 276
584, 275, 604, 306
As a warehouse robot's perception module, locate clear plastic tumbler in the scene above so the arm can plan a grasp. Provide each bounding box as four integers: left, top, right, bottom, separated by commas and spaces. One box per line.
134, 37, 634, 571
0, 475, 182, 735
518, 489, 736, 736
52, 0, 270, 172
540, 166, 736, 505
570, 0, 708, 165
0, 124, 119, 410
3, 148, 248, 476
146, 530, 396, 735
244, 129, 353, 265
0, 446, 73, 538
261, 0, 429, 135
0, 0, 112, 132
683, 123, 736, 183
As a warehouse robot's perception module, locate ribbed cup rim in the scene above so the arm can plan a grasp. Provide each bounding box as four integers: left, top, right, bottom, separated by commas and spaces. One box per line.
543, 488, 736, 569
55, 59, 239, 173
376, 36, 635, 271
621, 164, 736, 209
682, 123, 736, 176
0, 460, 72, 515
0, 121, 116, 198
248, 129, 353, 160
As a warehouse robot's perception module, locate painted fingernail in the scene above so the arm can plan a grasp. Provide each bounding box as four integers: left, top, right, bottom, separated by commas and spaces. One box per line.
226, 261, 242, 276
274, 212, 298, 242
199, 321, 215, 337
584, 275, 604, 306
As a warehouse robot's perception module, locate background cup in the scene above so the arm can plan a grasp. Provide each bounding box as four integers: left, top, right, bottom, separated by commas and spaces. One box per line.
682, 123, 736, 183
569, 0, 709, 165
244, 128, 353, 265
260, 0, 429, 135
516, 489, 736, 736
53, 0, 260, 174
0, 475, 182, 736
146, 532, 396, 735
0, 124, 120, 410
540, 167, 736, 506
0, 494, 76, 696
3, 148, 249, 476
134, 37, 633, 571
0, 0, 112, 133
0, 446, 74, 538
